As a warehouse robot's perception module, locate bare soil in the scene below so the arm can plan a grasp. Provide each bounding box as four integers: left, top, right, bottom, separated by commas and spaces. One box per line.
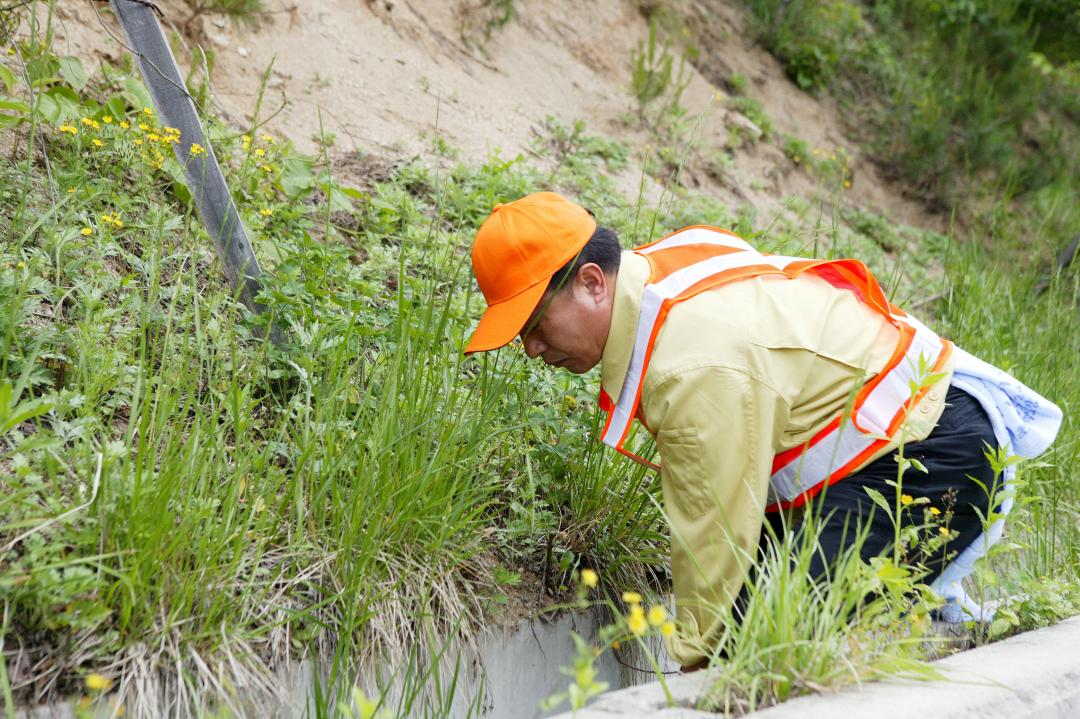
53, 0, 944, 235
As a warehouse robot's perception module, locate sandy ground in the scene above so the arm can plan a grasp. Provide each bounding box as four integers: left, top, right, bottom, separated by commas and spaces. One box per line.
47, 0, 942, 233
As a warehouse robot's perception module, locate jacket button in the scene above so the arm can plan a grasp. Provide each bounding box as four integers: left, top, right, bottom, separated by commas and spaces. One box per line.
920, 404, 932, 414
929, 391, 940, 401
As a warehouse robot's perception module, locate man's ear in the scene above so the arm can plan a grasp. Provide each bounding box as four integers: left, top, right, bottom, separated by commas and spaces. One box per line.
576, 263, 609, 304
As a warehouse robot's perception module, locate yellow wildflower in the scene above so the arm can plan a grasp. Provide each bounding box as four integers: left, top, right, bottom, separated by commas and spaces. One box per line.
627, 613, 648, 636
81, 227, 93, 236
261, 133, 275, 143
67, 188, 76, 194
661, 621, 676, 637
103, 115, 113, 124
621, 591, 642, 604
85, 673, 112, 692
59, 124, 78, 135
241, 134, 251, 148
164, 126, 180, 136
844, 180, 852, 189
901, 494, 913, 506
101, 214, 113, 223
647, 605, 667, 627
254, 148, 266, 157
189, 143, 206, 156
628, 604, 645, 621
119, 120, 130, 129
80, 117, 94, 126
939, 526, 950, 537
142, 106, 153, 116
92, 138, 104, 147
113, 219, 124, 228
259, 207, 273, 217
138, 122, 149, 131
147, 133, 161, 142
133, 139, 144, 146
611, 640, 621, 650
16, 261, 25, 270
580, 568, 598, 588
929, 506, 942, 516
260, 163, 274, 173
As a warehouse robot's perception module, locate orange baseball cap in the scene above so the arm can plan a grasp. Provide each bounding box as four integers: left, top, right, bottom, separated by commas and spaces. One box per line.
465, 192, 596, 354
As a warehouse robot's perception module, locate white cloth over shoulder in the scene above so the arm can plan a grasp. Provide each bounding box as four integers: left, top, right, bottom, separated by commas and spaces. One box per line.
930, 346, 1063, 622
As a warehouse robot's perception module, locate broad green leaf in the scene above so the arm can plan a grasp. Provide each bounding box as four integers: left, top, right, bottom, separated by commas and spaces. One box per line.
160, 156, 193, 205
279, 157, 315, 200
319, 182, 353, 213
58, 56, 88, 91
122, 77, 153, 113
104, 95, 127, 120
863, 486, 893, 516
255, 235, 285, 263
0, 382, 53, 435
25, 55, 58, 86
989, 617, 1012, 638
875, 559, 910, 582
0, 97, 29, 126
0, 64, 16, 94
36, 86, 80, 124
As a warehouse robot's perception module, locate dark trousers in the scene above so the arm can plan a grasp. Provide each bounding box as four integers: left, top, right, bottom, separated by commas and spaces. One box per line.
758, 385, 1000, 588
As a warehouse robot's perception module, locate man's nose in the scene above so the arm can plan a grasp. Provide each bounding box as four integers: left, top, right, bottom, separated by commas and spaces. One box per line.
521, 331, 546, 359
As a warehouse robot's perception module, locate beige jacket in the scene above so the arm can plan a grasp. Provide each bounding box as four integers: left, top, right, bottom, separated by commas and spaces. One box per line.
600, 251, 954, 666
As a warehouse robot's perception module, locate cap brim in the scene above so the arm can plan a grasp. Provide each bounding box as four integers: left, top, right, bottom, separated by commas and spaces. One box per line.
464, 281, 548, 354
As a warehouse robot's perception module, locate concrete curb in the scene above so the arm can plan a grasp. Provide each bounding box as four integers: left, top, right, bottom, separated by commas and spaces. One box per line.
551, 616, 1080, 718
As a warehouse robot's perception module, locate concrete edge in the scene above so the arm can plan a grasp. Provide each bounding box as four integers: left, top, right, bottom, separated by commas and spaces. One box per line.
551, 616, 1080, 718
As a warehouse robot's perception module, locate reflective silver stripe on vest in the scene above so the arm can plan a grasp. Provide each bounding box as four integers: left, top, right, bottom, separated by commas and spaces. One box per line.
854, 314, 943, 436
769, 419, 876, 503
637, 227, 754, 254
602, 231, 797, 449
605, 228, 951, 507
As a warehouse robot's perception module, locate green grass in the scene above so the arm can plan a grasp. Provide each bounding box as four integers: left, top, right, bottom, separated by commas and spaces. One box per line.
2, 1, 1080, 717
0, 9, 682, 713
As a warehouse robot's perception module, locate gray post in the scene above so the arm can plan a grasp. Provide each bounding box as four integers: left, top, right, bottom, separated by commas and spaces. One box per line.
109, 0, 283, 345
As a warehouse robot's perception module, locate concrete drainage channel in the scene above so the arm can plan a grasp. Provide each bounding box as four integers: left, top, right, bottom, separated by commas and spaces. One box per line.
16, 615, 1080, 718
15, 608, 677, 719
551, 616, 1080, 719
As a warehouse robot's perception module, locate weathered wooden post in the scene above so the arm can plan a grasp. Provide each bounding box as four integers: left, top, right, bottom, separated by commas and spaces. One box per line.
109, 0, 283, 345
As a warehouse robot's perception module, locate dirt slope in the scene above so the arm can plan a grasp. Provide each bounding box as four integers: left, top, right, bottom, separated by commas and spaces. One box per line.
56, 0, 941, 232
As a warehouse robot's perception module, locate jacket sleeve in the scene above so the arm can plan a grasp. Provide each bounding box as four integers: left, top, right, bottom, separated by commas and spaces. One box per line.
643, 364, 789, 668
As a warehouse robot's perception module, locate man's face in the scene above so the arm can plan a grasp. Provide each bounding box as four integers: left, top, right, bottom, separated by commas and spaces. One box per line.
518, 263, 613, 374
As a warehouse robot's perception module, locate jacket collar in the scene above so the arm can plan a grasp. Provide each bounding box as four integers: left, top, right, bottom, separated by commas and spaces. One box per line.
600, 251, 649, 402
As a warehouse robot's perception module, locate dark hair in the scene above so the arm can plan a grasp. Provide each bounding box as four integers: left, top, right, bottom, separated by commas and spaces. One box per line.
547, 225, 622, 294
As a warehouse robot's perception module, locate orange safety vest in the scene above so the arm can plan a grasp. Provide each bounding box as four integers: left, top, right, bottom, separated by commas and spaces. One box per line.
598, 226, 954, 513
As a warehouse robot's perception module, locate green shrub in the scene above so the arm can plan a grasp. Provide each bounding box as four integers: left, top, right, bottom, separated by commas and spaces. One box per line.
743, 0, 1080, 206
741, 0, 864, 92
